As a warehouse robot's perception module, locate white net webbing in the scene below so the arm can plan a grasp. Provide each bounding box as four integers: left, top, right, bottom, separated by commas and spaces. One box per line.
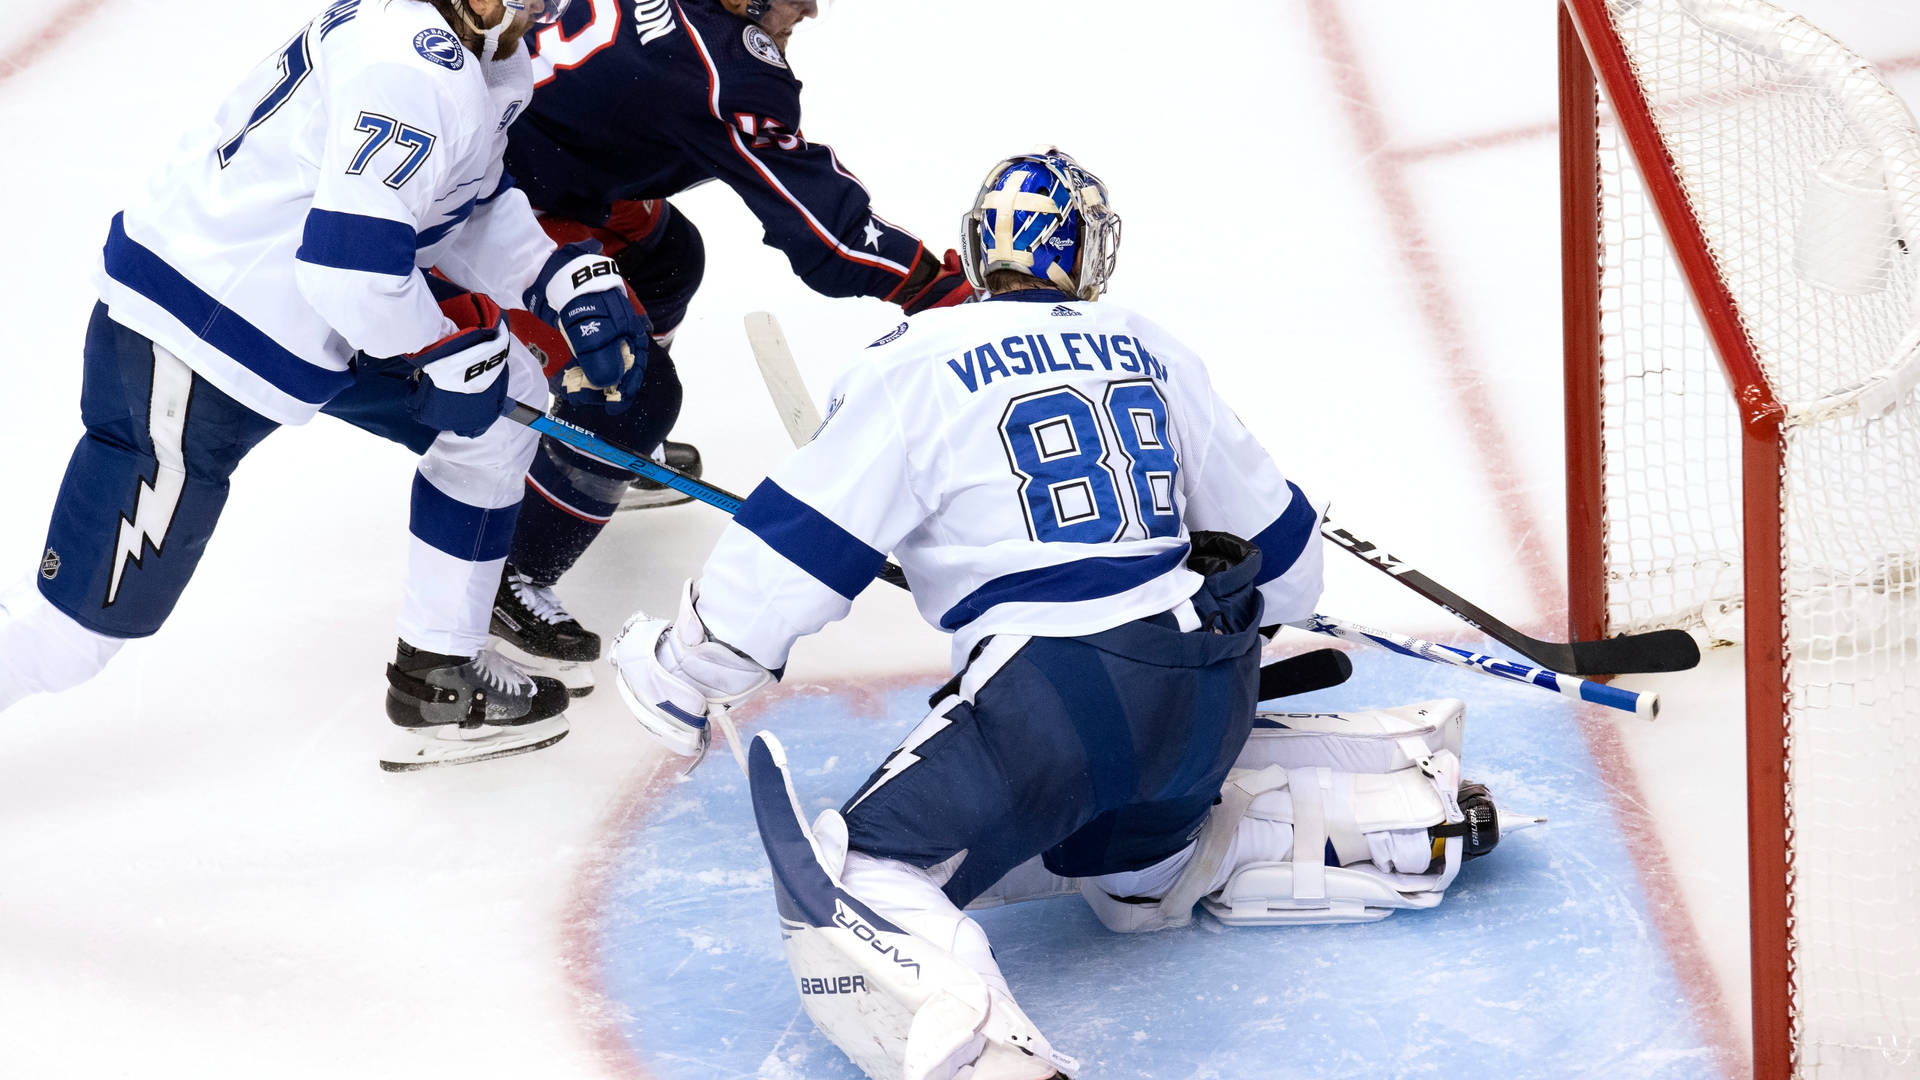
1591, 0, 1920, 1074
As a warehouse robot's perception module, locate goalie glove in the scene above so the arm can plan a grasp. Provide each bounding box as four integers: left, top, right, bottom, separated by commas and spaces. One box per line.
402, 292, 511, 439
525, 243, 651, 412
890, 247, 976, 314
610, 579, 775, 757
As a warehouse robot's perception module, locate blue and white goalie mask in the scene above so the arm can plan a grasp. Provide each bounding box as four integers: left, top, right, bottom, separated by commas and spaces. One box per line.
960, 149, 1122, 301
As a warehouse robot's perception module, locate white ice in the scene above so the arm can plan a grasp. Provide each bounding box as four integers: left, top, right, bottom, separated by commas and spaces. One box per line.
4, 1, 1920, 1077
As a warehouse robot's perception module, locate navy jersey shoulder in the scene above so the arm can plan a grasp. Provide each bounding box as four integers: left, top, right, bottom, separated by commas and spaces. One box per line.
512, 0, 926, 300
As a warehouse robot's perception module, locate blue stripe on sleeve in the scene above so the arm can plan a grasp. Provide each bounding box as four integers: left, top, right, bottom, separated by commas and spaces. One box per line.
409, 472, 520, 563
938, 544, 1191, 631
101, 213, 354, 405
296, 209, 418, 276
734, 480, 886, 601
414, 196, 477, 250
1248, 481, 1318, 586
476, 171, 515, 206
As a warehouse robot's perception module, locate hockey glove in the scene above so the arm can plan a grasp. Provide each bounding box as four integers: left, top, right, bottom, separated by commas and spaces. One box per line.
609, 579, 774, 758
891, 247, 976, 314
404, 292, 511, 439
525, 243, 651, 413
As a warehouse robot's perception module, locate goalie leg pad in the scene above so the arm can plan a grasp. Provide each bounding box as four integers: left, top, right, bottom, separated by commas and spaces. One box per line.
1082, 699, 1496, 929
748, 733, 1076, 1080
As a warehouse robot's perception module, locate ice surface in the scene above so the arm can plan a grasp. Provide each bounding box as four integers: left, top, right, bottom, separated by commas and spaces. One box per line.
5, 0, 1919, 1076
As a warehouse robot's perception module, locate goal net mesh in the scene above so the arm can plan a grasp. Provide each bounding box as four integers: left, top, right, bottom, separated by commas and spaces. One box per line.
1589, 0, 1920, 1073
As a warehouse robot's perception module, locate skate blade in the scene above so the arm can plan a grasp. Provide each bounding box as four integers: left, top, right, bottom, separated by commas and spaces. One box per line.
617, 484, 694, 512
379, 715, 570, 772
491, 636, 596, 697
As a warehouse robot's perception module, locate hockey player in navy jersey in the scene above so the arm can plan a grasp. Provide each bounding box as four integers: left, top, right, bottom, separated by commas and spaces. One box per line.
481, 0, 976, 694
0, 0, 654, 770
605, 149, 1343, 1078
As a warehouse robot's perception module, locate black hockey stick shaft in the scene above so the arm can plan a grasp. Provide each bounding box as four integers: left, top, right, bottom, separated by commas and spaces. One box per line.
1321, 520, 1700, 675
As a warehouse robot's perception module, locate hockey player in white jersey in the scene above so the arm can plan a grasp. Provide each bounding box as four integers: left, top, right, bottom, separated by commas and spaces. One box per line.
608, 148, 1350, 1078
0, 0, 653, 770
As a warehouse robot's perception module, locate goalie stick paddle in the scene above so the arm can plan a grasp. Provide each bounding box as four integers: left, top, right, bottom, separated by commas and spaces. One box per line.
1321, 521, 1701, 676
1257, 647, 1353, 701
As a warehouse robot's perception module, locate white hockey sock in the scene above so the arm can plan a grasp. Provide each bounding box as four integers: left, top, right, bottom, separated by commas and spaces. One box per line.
0, 577, 125, 711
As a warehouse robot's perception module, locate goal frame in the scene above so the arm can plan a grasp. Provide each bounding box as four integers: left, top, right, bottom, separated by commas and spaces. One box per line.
1558, 0, 1794, 1076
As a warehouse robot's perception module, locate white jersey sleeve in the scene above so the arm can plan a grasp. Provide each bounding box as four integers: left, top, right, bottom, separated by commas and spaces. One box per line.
1167, 355, 1327, 626
429, 176, 554, 311
697, 359, 934, 670
292, 59, 465, 359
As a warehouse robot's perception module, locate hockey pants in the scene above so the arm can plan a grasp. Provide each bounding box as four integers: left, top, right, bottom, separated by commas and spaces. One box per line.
24, 304, 540, 669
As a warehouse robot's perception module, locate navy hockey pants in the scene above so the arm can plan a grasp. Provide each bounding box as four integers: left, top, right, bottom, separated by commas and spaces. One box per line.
37, 304, 533, 649
840, 539, 1267, 908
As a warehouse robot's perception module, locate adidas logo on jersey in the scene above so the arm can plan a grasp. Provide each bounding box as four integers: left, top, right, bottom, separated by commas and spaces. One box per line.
1051, 304, 1081, 316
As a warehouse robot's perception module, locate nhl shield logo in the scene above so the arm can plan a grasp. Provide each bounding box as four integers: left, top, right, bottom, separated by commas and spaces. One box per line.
39, 548, 60, 580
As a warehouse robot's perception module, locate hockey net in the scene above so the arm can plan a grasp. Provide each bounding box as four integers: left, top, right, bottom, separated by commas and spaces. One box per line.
1560, 0, 1920, 1077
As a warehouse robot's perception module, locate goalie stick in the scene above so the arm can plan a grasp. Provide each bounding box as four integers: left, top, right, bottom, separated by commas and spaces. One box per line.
742, 312, 1691, 676
1322, 523, 1700, 676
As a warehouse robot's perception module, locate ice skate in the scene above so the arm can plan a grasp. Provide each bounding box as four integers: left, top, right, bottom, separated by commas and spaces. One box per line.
490, 564, 600, 695
618, 440, 702, 510
380, 641, 570, 772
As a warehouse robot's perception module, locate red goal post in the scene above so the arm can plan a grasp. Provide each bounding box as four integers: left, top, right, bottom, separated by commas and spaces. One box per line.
1560, 0, 1920, 1077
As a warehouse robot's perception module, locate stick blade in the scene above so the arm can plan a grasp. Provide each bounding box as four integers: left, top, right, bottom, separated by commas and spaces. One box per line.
743, 311, 823, 446
1563, 628, 1702, 674
1258, 647, 1353, 701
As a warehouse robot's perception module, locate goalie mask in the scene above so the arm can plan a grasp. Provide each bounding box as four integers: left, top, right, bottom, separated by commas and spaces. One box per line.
961, 148, 1123, 301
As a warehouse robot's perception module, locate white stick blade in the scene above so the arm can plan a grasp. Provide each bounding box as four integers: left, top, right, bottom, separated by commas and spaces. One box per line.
743, 311, 823, 446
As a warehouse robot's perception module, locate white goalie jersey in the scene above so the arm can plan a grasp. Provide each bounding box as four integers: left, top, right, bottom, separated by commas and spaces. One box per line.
697, 294, 1327, 670
92, 0, 555, 425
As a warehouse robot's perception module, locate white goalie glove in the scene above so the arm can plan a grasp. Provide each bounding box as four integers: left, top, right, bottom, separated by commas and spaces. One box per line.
610, 579, 775, 757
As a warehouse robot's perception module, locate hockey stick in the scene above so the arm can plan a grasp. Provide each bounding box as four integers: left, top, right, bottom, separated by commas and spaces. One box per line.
1322, 522, 1700, 675
1292, 613, 1657, 719
1258, 646, 1352, 700
502, 400, 913, 589
745, 313, 1694, 677
745, 311, 825, 442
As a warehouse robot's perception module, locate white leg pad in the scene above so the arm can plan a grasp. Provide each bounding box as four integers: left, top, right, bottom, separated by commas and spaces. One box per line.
1081, 699, 1479, 931
747, 733, 1076, 1080
0, 577, 125, 711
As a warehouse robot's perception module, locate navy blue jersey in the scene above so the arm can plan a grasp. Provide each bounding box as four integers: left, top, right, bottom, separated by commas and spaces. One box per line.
516, 0, 927, 301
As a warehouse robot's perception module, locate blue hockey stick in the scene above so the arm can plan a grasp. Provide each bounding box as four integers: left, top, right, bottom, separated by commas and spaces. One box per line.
506, 400, 746, 511
1293, 613, 1658, 719
502, 400, 913, 589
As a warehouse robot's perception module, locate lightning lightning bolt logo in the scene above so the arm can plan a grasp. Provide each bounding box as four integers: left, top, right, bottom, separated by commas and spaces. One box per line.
106, 351, 195, 607
845, 707, 954, 814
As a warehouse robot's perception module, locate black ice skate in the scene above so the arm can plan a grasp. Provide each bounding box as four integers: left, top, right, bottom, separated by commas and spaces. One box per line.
619, 440, 702, 511
379, 640, 570, 772
491, 564, 600, 695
